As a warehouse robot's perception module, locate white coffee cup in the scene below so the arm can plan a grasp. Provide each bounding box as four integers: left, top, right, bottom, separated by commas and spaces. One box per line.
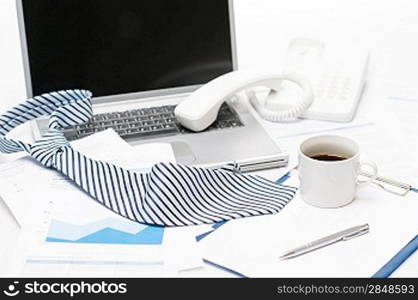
298, 135, 378, 208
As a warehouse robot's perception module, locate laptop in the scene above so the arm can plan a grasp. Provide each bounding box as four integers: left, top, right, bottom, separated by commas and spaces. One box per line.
16, 0, 288, 172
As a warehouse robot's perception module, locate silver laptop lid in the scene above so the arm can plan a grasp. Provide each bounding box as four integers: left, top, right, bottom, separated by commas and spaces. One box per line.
16, 0, 237, 104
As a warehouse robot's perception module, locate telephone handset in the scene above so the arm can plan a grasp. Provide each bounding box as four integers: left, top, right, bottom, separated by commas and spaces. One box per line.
175, 38, 369, 132
175, 71, 313, 132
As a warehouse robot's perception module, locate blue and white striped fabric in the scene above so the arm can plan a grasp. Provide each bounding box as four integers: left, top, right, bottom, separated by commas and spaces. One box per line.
0, 90, 297, 227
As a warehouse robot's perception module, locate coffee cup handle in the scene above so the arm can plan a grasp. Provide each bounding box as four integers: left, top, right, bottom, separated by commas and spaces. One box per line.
357, 161, 378, 187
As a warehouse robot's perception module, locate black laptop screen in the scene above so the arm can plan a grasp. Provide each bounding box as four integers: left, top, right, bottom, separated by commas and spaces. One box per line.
21, 0, 234, 97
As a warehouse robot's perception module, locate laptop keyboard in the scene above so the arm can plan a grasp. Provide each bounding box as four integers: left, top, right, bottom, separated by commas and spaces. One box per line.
63, 103, 243, 141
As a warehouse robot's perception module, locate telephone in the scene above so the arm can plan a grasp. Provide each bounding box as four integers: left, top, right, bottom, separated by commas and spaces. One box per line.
276, 38, 369, 122
175, 71, 313, 132
175, 38, 369, 132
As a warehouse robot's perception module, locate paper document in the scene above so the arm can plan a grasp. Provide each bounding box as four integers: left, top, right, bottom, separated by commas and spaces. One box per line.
0, 130, 203, 276
199, 190, 418, 277
199, 121, 418, 277
10, 189, 201, 276
0, 129, 176, 223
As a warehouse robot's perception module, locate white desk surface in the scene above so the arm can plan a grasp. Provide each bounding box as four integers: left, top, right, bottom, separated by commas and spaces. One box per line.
1, 0, 418, 277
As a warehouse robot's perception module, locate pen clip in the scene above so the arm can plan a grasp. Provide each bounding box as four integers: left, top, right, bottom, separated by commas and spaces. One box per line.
342, 224, 369, 241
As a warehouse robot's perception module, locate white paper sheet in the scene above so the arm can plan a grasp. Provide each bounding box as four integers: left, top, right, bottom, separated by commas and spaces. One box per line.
0, 129, 203, 277
199, 121, 418, 277
199, 189, 418, 277
0, 129, 176, 224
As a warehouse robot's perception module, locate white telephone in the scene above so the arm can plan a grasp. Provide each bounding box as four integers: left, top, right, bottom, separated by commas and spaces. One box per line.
277, 38, 369, 122
175, 71, 313, 132
175, 38, 369, 132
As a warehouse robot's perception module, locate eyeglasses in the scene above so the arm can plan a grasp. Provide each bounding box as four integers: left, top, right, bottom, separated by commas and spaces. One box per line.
359, 171, 415, 197
282, 165, 415, 197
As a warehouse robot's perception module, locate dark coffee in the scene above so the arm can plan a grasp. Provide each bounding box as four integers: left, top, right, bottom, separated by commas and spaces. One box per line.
310, 154, 347, 161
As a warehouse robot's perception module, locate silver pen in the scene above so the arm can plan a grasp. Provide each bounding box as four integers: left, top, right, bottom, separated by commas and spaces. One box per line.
280, 223, 370, 260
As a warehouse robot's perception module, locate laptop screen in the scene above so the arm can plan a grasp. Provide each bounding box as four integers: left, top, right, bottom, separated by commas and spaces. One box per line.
21, 0, 234, 97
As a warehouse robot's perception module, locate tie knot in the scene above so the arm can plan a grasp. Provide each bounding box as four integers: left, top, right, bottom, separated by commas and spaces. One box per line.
30, 129, 69, 167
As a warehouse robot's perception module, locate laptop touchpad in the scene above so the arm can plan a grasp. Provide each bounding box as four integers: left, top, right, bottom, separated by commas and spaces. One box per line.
170, 141, 196, 164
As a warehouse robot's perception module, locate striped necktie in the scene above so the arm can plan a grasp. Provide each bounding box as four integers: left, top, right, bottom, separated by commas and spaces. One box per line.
0, 90, 297, 227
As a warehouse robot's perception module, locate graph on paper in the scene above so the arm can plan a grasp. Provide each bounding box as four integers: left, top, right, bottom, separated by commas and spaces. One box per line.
46, 218, 164, 245
41, 189, 165, 246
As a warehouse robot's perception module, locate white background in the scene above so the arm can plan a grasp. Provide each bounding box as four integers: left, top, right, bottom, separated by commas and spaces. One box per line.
1, 0, 418, 110
0, 0, 417, 277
